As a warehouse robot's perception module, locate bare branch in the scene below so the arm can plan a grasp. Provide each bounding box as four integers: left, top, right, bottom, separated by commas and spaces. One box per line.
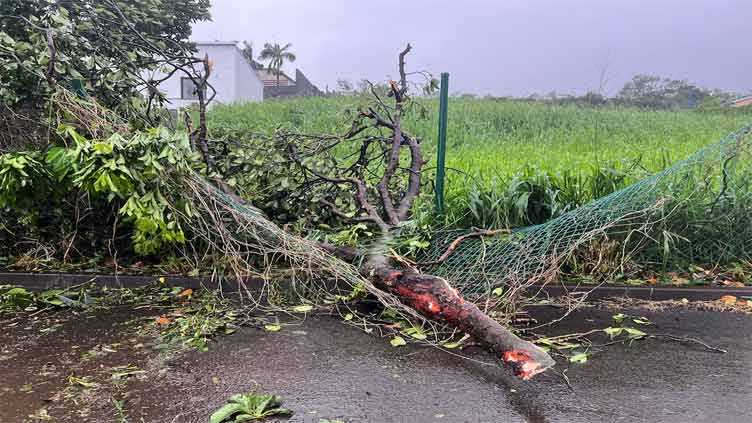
374, 43, 413, 226
286, 140, 389, 233
416, 229, 511, 267
396, 135, 424, 220
44, 29, 56, 87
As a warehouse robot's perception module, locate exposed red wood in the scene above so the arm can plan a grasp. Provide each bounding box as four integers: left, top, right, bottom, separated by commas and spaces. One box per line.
368, 257, 555, 380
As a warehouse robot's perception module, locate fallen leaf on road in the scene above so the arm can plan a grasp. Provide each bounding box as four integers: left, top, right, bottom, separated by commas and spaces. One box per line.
155, 316, 170, 325
604, 327, 623, 338
390, 336, 406, 347
624, 328, 647, 339
632, 317, 653, 325
177, 288, 193, 298
720, 295, 737, 304
569, 352, 588, 363
293, 304, 313, 313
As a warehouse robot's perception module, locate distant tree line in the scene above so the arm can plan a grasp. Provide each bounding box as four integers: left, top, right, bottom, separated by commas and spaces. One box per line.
610, 74, 739, 109
411, 74, 744, 110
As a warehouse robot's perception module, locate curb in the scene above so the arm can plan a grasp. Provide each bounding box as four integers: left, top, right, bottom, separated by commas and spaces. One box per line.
1, 272, 749, 301
531, 283, 750, 302
0, 272, 225, 291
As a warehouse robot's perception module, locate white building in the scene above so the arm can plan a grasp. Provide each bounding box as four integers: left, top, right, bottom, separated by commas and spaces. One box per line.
150, 41, 264, 109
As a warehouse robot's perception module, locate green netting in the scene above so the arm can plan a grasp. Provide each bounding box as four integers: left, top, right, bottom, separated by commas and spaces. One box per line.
421, 124, 752, 298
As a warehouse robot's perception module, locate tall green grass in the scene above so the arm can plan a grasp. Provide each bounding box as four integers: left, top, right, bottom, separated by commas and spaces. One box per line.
208, 97, 752, 229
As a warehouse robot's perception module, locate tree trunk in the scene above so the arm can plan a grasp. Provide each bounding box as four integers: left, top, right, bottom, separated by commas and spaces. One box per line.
317, 240, 555, 379
364, 254, 555, 379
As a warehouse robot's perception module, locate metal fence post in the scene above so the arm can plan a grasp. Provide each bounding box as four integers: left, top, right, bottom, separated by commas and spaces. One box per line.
435, 72, 449, 215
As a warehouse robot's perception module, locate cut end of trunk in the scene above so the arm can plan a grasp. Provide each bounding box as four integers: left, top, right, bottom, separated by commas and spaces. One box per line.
502, 349, 556, 380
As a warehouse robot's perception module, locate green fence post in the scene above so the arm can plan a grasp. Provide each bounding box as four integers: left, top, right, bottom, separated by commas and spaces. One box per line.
435, 72, 450, 215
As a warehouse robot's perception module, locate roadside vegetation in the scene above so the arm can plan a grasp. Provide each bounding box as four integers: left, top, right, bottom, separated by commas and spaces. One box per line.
205, 96, 752, 285
207, 96, 752, 229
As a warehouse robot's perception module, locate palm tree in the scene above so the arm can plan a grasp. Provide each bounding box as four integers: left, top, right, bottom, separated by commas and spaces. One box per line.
240, 41, 264, 70
258, 42, 296, 87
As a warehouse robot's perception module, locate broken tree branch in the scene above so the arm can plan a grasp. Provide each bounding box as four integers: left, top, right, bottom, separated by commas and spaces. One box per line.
194, 54, 213, 170
417, 229, 511, 267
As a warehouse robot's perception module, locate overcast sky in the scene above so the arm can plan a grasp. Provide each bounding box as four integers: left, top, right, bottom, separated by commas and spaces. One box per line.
192, 0, 751, 97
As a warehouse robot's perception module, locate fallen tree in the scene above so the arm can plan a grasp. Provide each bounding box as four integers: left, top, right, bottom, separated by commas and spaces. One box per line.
263, 45, 554, 378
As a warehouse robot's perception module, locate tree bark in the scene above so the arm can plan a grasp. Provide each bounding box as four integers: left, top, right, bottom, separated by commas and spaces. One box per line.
363, 253, 556, 379
319, 238, 555, 380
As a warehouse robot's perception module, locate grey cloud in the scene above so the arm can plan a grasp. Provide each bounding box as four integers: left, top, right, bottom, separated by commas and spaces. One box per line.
192, 0, 751, 96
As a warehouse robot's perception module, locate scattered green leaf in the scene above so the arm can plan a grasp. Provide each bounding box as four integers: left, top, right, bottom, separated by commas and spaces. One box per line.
604, 327, 623, 339
293, 305, 313, 313
623, 328, 647, 339
390, 336, 407, 347
569, 352, 588, 363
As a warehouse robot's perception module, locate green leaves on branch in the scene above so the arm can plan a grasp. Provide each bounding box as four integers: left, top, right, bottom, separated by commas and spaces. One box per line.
0, 285, 95, 311
57, 126, 196, 254
0, 152, 54, 209
1, 125, 197, 255
0, 0, 210, 109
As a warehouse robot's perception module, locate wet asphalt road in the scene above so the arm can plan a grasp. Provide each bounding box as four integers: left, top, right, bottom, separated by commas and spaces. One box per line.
1, 305, 750, 422
169, 307, 751, 423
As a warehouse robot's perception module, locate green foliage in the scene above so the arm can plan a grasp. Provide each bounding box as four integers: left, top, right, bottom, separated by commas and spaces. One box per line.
207, 97, 752, 234
0, 284, 95, 311
616, 74, 734, 109
49, 126, 197, 254
0, 151, 55, 209
0, 0, 210, 108
209, 393, 293, 423
328, 223, 374, 247
457, 160, 644, 229
216, 134, 333, 228
1, 125, 198, 259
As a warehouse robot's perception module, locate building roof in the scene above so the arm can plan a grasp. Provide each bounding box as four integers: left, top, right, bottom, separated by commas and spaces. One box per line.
726, 95, 752, 108
256, 69, 294, 81
732, 95, 752, 103
256, 69, 295, 87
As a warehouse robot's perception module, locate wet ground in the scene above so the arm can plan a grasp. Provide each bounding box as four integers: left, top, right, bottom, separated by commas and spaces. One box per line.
1, 303, 750, 422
